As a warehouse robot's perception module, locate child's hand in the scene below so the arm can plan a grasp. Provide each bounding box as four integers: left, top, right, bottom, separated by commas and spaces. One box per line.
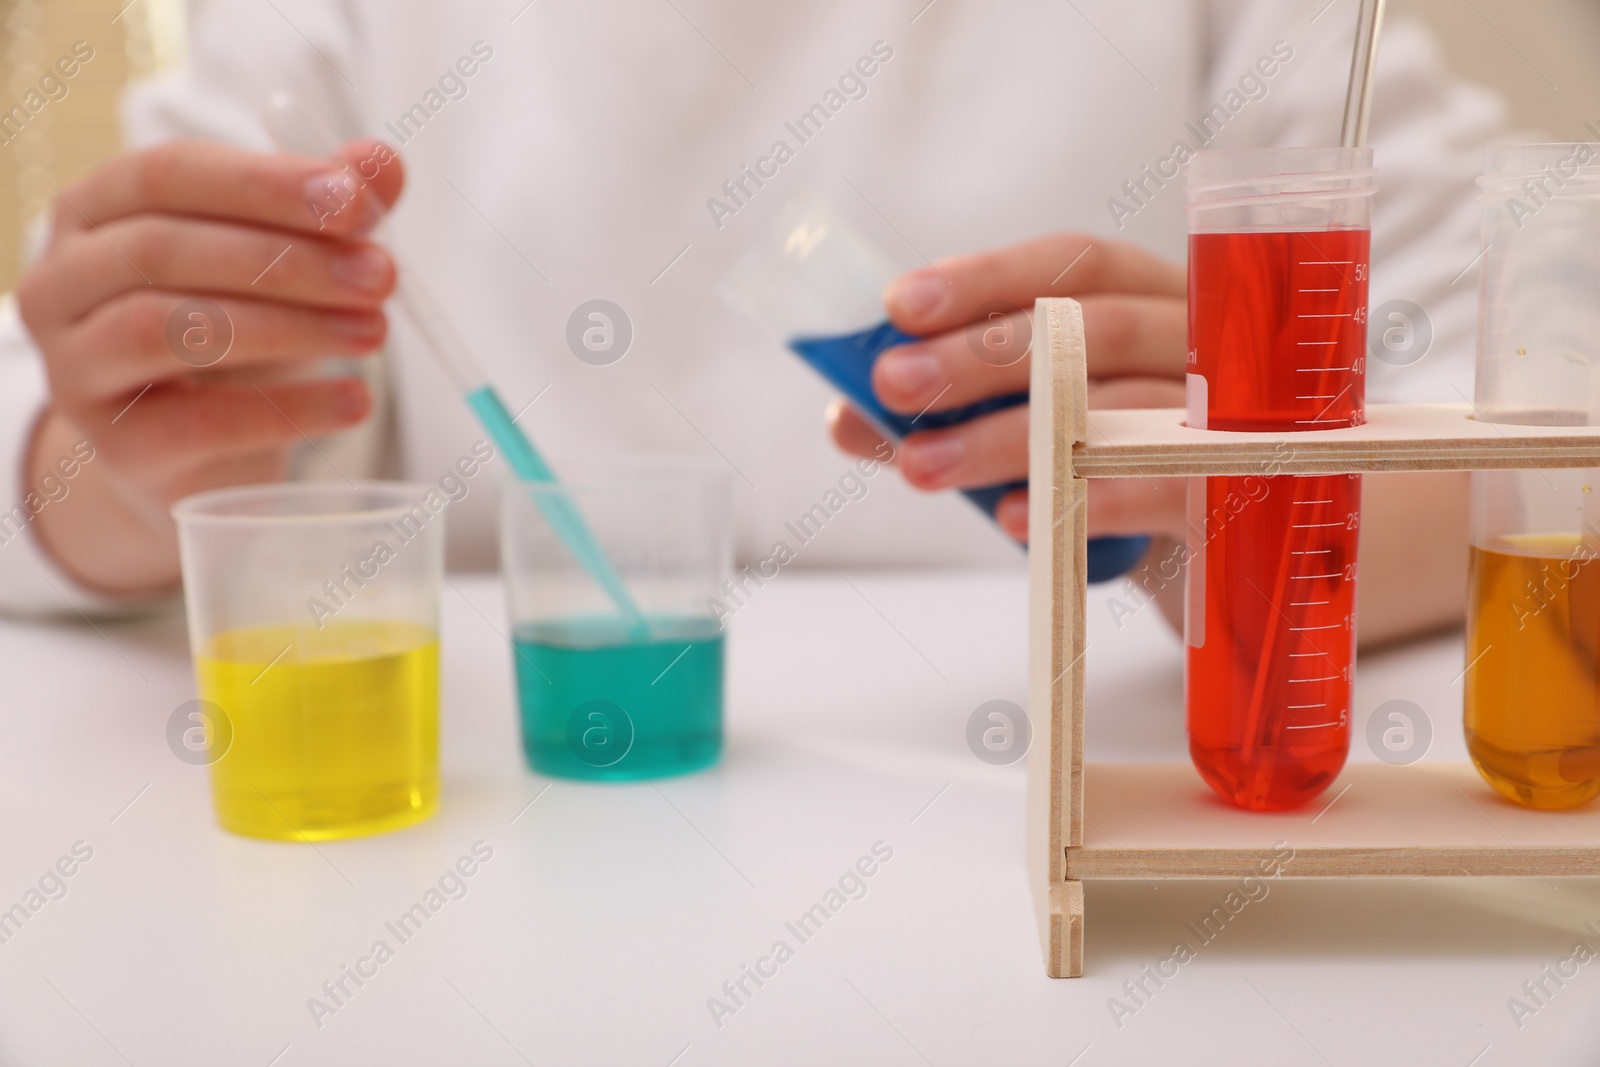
827, 233, 1188, 543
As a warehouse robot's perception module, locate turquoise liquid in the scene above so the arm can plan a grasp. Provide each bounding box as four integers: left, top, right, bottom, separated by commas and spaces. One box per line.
513, 616, 724, 781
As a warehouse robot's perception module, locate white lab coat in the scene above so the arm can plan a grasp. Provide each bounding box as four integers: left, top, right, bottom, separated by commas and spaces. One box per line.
0, 0, 1508, 614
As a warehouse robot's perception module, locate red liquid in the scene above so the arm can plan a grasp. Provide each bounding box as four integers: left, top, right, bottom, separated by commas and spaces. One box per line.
1186, 228, 1369, 810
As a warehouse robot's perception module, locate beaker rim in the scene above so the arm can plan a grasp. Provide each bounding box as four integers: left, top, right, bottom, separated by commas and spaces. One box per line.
171, 480, 438, 526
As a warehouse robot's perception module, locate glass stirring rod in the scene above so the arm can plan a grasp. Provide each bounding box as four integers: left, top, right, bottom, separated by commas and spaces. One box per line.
261, 91, 647, 629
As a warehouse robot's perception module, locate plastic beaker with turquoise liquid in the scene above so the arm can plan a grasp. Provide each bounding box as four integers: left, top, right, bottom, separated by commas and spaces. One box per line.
718, 193, 1150, 582
502, 461, 732, 780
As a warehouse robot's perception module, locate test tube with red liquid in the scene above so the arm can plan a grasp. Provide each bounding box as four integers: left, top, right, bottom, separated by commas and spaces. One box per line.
1184, 148, 1377, 811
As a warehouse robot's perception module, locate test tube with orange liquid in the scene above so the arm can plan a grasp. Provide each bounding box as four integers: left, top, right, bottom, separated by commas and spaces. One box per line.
1465, 143, 1600, 809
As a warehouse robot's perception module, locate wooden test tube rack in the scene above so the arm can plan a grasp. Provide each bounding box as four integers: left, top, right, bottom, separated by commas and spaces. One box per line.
1027, 297, 1600, 978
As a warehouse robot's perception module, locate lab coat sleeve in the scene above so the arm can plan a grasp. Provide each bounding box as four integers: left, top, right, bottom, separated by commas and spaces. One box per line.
0, 0, 362, 617
1203, 2, 1513, 404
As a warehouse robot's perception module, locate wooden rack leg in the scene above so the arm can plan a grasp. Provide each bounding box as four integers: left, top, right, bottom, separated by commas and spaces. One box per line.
1027, 299, 1089, 977
1058, 881, 1084, 977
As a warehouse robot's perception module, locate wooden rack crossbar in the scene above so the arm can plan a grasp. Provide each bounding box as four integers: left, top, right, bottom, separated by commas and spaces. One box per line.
1026, 298, 1600, 978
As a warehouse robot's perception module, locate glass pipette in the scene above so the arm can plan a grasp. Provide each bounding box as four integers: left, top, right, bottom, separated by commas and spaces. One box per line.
1340, 0, 1387, 149
261, 91, 647, 630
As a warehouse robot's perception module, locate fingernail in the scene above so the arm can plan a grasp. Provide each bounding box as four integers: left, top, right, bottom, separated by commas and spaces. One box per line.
331, 312, 383, 342
304, 168, 385, 232
904, 435, 964, 483
334, 378, 369, 420
886, 271, 947, 320
303, 172, 352, 229
878, 350, 941, 398
350, 189, 385, 234
332, 246, 391, 292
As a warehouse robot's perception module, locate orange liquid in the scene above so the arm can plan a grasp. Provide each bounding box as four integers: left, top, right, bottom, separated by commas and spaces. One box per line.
1465, 536, 1600, 809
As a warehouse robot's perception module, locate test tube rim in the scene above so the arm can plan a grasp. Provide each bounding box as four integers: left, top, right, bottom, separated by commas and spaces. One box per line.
1185, 170, 1379, 198
1185, 148, 1378, 217
1479, 141, 1600, 182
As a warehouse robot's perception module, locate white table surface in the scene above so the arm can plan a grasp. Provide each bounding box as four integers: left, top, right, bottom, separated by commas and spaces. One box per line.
0, 570, 1595, 1066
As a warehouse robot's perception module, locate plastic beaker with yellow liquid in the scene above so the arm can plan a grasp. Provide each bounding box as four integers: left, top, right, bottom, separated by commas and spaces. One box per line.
174, 483, 443, 839
1465, 143, 1600, 809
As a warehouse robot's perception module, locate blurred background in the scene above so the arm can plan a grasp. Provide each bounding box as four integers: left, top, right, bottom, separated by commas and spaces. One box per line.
0, 0, 184, 290
0, 0, 1595, 292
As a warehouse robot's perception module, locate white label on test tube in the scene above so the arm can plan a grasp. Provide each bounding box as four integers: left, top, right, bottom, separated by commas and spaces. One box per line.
1186, 373, 1208, 430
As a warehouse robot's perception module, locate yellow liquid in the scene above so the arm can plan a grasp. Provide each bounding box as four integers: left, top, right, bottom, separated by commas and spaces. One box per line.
1466, 535, 1600, 809
197, 620, 440, 840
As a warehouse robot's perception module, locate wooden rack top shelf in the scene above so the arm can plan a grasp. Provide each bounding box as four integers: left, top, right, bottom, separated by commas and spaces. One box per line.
1076, 403, 1600, 477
